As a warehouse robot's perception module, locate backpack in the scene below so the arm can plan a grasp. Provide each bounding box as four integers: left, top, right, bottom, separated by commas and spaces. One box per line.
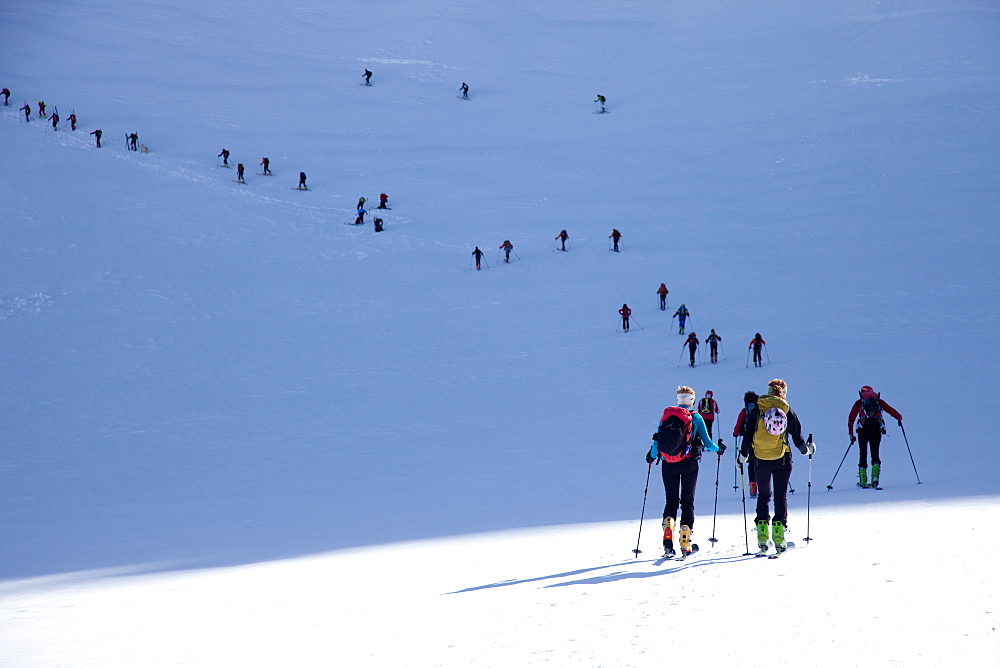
857, 390, 884, 431
654, 406, 695, 463
698, 397, 714, 416
751, 395, 790, 461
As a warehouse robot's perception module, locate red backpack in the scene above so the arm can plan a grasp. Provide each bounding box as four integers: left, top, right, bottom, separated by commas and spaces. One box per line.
654, 407, 695, 463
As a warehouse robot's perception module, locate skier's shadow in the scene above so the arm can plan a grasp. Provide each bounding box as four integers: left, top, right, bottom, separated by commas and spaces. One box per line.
446, 553, 751, 594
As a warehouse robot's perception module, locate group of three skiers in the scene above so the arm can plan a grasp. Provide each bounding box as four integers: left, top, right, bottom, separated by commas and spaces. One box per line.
646, 381, 903, 557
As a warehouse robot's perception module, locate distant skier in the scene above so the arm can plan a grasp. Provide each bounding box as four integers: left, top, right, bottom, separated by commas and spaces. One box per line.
218, 148, 230, 167
609, 229, 622, 252
377, 192, 389, 209
355, 207, 367, 225
260, 157, 271, 174
68, 112, 77, 131
472, 246, 485, 270
646, 385, 722, 558
848, 385, 903, 489
500, 240, 513, 263
1, 87, 10, 105
749, 333, 766, 367
657, 283, 669, 310
363, 69, 373, 85
236, 163, 245, 183
37, 100, 46, 118
739, 379, 814, 555
298, 172, 307, 189
460, 82, 469, 99
373, 217, 384, 232
595, 94, 606, 113
555, 230, 569, 251
619, 304, 632, 332
127, 133, 138, 151
357, 197, 366, 210
698, 390, 719, 437
705, 329, 722, 363
50, 110, 59, 131
20, 103, 31, 122
673, 304, 689, 334
683, 332, 699, 367
732, 391, 760, 497
90, 128, 102, 147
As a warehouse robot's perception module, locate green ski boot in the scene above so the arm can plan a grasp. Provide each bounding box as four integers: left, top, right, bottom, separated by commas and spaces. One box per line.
871, 464, 881, 489
858, 467, 869, 489
772, 521, 787, 553
755, 519, 770, 554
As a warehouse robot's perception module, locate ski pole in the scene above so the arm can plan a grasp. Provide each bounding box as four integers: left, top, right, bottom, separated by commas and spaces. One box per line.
512, 250, 521, 260
739, 461, 752, 556
630, 316, 643, 331
898, 422, 922, 484
632, 461, 654, 557
733, 447, 739, 490
826, 441, 853, 490
764, 344, 771, 364
709, 439, 724, 544
719, 341, 727, 360
804, 434, 814, 542
676, 347, 685, 367
745, 348, 751, 367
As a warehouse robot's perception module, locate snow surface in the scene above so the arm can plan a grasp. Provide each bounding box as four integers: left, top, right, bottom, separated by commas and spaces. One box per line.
2, 0, 999, 665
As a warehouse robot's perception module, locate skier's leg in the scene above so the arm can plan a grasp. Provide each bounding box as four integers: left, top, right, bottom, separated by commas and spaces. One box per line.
661, 462, 681, 521
678, 457, 699, 529
754, 459, 774, 524
771, 459, 792, 526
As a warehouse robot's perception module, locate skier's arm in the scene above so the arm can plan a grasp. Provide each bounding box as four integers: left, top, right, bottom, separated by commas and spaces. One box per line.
733, 409, 746, 438
786, 409, 806, 451
879, 400, 903, 421
847, 401, 861, 436
690, 413, 718, 452
740, 409, 759, 457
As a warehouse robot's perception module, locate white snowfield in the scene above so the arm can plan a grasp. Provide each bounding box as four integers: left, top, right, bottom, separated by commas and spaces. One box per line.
1, 1, 998, 666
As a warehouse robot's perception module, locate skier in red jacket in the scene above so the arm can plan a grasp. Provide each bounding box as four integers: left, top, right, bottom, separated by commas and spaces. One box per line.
619, 304, 632, 332
698, 390, 719, 437
848, 386, 903, 488
749, 333, 766, 367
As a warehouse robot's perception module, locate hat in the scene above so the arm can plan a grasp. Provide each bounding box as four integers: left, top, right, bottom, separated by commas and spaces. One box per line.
743, 390, 759, 404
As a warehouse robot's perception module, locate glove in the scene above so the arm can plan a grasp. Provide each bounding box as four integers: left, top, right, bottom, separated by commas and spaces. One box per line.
646, 450, 656, 464
716, 439, 727, 456
897, 419, 903, 427
737, 452, 748, 467
850, 435, 856, 445
800, 442, 816, 456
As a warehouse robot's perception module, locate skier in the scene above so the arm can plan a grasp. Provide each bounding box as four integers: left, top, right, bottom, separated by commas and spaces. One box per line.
377, 192, 388, 209
698, 390, 719, 438
848, 385, 903, 489
373, 217, 384, 232
738, 379, 815, 554
37, 100, 46, 117
472, 246, 485, 270
673, 304, 689, 334
20, 102, 31, 122
355, 207, 367, 225
619, 304, 632, 332
732, 391, 760, 497
68, 112, 77, 131
127, 132, 138, 151
595, 94, 606, 113
90, 128, 102, 147
705, 329, 722, 363
236, 163, 245, 183
646, 385, 722, 558
683, 332, 699, 367
260, 157, 271, 174
460, 82, 469, 99
609, 229, 622, 252
298, 172, 307, 189
218, 149, 230, 167
363, 68, 373, 85
749, 333, 766, 367
555, 230, 569, 251
50, 110, 59, 131
357, 197, 366, 210
657, 283, 669, 311
1, 88, 9, 105
499, 240, 513, 263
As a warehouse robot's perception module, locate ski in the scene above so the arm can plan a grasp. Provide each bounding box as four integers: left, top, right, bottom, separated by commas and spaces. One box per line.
291, 187, 309, 191
256, 173, 274, 176
767, 542, 796, 559
360, 83, 372, 87
676, 544, 699, 561
232, 180, 247, 184
456, 96, 470, 101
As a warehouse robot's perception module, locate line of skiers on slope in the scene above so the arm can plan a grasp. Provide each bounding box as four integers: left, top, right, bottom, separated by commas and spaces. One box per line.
471, 229, 621, 270
360, 69, 471, 101
644, 381, 905, 557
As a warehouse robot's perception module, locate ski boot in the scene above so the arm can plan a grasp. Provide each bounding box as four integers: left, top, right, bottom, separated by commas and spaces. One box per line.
755, 519, 770, 554
772, 521, 787, 553
858, 467, 869, 489
749, 481, 758, 498
679, 525, 695, 558
871, 464, 881, 489
661, 517, 675, 558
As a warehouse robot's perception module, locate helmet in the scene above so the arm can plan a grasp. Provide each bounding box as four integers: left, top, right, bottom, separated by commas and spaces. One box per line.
860, 385, 874, 394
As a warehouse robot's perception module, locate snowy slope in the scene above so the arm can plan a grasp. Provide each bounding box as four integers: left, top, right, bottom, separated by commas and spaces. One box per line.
1, 0, 999, 665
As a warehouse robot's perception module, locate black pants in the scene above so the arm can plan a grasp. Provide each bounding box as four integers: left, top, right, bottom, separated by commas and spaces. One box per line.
659, 295, 666, 310
857, 420, 884, 467
752, 347, 762, 366
688, 345, 697, 365
622, 317, 629, 331
710, 343, 718, 362
661, 456, 700, 528
754, 455, 792, 525
703, 419, 714, 438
